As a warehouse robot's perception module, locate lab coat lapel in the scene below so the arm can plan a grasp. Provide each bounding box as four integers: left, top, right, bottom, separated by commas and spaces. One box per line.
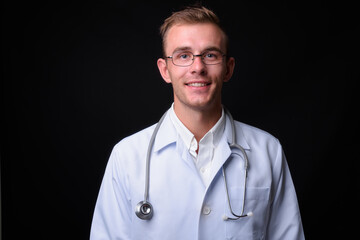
209, 134, 231, 185
208, 115, 251, 186
178, 138, 203, 181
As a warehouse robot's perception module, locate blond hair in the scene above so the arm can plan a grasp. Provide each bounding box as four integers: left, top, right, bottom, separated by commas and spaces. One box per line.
159, 5, 228, 56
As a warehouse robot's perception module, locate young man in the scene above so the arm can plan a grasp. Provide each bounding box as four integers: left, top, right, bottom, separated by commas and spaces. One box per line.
90, 6, 305, 239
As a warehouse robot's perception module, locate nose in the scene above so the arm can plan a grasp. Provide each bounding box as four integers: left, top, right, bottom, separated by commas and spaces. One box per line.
190, 55, 207, 75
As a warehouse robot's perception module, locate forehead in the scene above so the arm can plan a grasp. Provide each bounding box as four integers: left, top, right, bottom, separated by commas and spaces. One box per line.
164, 23, 226, 55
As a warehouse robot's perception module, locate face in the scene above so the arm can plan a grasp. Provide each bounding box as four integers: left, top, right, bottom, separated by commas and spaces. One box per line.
157, 23, 235, 113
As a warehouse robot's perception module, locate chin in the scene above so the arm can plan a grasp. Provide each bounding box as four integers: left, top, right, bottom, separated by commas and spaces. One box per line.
187, 99, 220, 112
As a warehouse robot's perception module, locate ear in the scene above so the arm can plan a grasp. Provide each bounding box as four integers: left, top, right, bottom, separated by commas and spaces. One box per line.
223, 57, 235, 83
157, 58, 172, 83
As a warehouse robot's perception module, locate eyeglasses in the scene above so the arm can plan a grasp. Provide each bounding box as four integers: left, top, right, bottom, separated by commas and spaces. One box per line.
166, 50, 226, 67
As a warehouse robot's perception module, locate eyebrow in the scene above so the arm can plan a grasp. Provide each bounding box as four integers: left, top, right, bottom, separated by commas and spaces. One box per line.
172, 46, 192, 53
172, 46, 223, 54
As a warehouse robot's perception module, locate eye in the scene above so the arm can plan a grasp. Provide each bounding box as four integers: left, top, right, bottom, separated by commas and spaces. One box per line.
177, 52, 191, 60
204, 51, 219, 59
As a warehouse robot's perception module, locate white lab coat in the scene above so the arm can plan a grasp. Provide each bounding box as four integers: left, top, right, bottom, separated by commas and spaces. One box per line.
90, 110, 305, 240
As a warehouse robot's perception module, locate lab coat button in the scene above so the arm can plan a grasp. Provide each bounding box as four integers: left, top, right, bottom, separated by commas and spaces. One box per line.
202, 206, 211, 215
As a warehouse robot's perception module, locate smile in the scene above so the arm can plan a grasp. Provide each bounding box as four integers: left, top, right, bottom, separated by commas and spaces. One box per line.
186, 82, 211, 87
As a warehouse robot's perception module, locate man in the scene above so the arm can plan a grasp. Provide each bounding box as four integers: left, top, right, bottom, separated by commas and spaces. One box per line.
90, 5, 305, 239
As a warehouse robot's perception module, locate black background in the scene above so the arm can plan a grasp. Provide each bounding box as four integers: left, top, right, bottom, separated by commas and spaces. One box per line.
1, 0, 359, 239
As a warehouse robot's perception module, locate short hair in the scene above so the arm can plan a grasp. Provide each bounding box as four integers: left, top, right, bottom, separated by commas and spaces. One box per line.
159, 5, 229, 56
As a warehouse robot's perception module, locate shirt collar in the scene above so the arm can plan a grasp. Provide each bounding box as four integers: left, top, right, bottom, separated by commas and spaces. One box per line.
152, 106, 251, 152
169, 103, 225, 152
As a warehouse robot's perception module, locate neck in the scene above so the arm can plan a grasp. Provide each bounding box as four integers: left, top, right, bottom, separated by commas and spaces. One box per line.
173, 102, 222, 142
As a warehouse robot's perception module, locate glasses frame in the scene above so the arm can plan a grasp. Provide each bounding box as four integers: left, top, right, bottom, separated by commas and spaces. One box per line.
166, 50, 227, 67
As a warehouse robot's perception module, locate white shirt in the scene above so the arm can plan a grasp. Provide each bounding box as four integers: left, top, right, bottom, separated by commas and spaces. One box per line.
169, 104, 225, 187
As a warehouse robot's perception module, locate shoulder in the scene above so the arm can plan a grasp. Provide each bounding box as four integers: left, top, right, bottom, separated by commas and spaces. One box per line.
235, 120, 281, 150
236, 121, 277, 140
112, 124, 156, 154
111, 110, 176, 160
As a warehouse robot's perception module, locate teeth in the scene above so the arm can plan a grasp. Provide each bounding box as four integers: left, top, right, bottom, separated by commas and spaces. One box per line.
187, 83, 207, 87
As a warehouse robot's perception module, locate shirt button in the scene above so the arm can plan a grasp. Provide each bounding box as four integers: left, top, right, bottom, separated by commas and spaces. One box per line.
200, 167, 206, 173
202, 206, 211, 215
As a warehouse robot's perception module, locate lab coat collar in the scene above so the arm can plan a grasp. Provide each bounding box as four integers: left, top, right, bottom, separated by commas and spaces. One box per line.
224, 114, 251, 151
153, 110, 178, 152
152, 109, 251, 152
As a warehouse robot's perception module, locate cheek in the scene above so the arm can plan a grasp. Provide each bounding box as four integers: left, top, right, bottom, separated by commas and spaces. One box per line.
168, 66, 187, 82
209, 65, 227, 82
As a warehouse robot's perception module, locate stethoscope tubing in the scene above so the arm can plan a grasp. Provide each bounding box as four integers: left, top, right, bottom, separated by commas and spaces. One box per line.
144, 111, 167, 202
136, 108, 251, 221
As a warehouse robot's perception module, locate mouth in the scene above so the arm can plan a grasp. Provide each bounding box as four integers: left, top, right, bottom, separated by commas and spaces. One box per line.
185, 82, 211, 87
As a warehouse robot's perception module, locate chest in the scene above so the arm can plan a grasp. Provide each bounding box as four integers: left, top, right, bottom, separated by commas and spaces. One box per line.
125, 142, 272, 239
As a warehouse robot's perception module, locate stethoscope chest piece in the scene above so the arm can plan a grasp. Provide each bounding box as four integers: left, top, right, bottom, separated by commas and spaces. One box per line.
135, 201, 154, 220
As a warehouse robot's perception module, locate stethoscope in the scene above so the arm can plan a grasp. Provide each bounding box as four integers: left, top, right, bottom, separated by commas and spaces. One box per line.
135, 108, 253, 221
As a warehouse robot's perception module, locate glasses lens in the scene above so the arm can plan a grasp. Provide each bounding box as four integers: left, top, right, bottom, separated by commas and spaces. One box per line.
172, 51, 193, 66
202, 51, 223, 65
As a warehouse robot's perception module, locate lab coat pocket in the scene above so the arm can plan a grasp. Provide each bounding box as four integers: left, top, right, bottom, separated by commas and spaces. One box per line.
225, 187, 270, 240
